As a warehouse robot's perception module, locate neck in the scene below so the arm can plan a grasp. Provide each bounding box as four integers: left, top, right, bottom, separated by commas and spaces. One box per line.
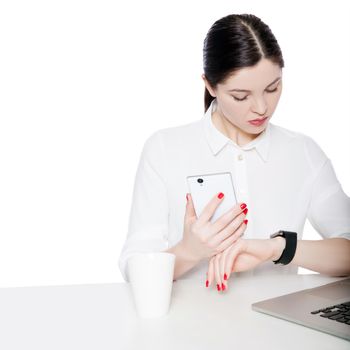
212, 110, 259, 147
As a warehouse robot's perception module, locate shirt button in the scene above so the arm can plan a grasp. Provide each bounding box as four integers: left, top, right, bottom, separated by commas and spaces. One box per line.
238, 154, 243, 161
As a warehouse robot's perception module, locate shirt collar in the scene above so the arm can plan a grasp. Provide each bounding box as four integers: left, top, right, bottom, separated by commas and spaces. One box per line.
203, 98, 271, 162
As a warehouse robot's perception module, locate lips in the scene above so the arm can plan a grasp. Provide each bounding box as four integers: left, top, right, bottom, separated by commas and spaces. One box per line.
248, 117, 268, 126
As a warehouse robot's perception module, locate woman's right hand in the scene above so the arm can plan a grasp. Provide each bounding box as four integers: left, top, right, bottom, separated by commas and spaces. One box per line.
179, 192, 248, 262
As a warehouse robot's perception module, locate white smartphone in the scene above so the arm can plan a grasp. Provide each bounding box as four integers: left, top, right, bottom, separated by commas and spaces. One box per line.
187, 172, 237, 223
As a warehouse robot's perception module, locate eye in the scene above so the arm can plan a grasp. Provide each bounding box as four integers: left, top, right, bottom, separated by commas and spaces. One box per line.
266, 86, 278, 93
233, 95, 248, 102
232, 85, 279, 101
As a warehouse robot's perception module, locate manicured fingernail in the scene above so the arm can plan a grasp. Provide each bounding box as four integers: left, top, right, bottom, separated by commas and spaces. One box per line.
240, 203, 247, 209
218, 192, 224, 199
217, 284, 221, 291
221, 283, 226, 291
224, 273, 227, 280
244, 219, 248, 225
243, 208, 248, 215
206, 280, 209, 288
186, 193, 189, 201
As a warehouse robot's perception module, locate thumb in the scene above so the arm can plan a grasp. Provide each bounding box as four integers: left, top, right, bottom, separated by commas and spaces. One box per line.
185, 193, 197, 221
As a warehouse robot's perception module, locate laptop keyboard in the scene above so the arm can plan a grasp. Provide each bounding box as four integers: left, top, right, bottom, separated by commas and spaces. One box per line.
311, 301, 350, 325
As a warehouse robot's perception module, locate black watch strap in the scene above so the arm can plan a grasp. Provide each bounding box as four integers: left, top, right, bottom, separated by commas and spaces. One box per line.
270, 230, 297, 265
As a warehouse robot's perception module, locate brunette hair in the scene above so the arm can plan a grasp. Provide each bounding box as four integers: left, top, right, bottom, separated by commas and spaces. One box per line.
203, 14, 284, 112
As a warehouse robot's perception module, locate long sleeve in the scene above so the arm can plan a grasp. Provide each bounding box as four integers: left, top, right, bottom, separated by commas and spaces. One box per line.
307, 157, 350, 240
118, 132, 169, 281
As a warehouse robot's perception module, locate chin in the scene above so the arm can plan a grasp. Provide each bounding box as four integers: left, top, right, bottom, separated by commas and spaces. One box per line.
245, 125, 268, 135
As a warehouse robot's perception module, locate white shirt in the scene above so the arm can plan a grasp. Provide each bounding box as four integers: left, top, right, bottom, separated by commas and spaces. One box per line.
119, 99, 350, 281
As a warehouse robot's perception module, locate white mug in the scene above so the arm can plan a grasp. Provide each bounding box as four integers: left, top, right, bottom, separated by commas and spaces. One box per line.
127, 252, 176, 318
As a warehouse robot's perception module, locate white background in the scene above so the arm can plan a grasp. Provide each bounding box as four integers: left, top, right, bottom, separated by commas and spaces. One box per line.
0, 0, 349, 287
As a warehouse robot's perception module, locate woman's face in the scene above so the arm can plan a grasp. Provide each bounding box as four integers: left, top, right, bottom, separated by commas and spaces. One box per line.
203, 58, 283, 138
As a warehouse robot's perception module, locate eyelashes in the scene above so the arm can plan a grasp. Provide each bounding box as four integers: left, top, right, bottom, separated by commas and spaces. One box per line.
233, 87, 279, 102
233, 96, 248, 102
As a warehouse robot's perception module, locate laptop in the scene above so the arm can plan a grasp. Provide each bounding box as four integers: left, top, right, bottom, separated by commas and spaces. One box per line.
252, 278, 350, 341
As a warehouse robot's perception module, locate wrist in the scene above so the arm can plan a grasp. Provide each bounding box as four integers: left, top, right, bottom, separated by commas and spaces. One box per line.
177, 240, 202, 263
270, 236, 286, 261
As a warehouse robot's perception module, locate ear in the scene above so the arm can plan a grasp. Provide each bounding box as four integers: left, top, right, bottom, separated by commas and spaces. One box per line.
201, 74, 217, 97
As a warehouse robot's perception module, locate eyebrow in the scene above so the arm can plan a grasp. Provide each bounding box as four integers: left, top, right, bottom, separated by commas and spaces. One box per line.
228, 77, 282, 93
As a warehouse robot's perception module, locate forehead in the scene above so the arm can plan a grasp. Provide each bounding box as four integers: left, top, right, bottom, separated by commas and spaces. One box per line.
220, 58, 282, 90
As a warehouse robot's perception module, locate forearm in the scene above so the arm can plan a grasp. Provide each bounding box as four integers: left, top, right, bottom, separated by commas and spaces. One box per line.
164, 241, 201, 280
285, 238, 350, 277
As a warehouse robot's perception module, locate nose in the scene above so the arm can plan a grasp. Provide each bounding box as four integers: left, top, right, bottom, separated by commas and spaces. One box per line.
251, 96, 268, 116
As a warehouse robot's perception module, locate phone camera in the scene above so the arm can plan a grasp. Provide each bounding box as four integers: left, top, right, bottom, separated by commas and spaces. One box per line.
197, 178, 204, 184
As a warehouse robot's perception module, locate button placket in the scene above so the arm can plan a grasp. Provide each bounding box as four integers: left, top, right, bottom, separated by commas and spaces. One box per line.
232, 148, 252, 238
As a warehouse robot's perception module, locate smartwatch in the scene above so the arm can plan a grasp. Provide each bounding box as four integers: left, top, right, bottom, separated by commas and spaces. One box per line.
270, 230, 297, 265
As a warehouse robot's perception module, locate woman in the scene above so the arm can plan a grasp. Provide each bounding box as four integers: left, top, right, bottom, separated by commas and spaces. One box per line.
118, 14, 350, 291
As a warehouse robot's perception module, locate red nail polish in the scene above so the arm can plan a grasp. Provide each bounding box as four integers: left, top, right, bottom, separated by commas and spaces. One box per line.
221, 283, 226, 291
206, 280, 209, 288
243, 208, 248, 215
218, 192, 224, 199
186, 193, 189, 201
244, 219, 248, 225
240, 203, 247, 210
217, 284, 221, 291
224, 273, 227, 280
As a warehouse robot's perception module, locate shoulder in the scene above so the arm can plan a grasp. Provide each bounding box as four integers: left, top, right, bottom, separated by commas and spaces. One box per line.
269, 123, 328, 167
138, 119, 204, 169
143, 119, 203, 151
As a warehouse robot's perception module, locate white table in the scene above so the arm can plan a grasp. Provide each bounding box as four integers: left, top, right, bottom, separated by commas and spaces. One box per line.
0, 274, 348, 349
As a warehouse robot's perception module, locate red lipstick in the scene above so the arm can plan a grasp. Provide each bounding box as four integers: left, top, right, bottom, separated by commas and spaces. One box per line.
248, 117, 268, 127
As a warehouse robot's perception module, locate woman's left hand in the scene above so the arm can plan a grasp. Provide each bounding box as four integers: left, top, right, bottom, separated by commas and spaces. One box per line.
206, 238, 285, 292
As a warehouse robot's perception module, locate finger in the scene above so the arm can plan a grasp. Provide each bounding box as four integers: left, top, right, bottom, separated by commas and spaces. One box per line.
207, 257, 215, 288
197, 192, 225, 225
225, 239, 245, 280
184, 193, 197, 222
220, 246, 231, 291
214, 254, 223, 293
211, 202, 247, 233
210, 212, 247, 251
240, 219, 248, 237
221, 218, 248, 248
